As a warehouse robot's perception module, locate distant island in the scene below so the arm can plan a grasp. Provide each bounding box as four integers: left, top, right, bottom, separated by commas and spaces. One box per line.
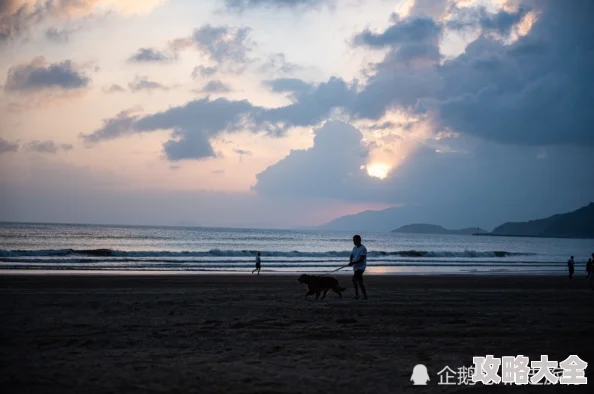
391, 224, 487, 235
478, 202, 594, 239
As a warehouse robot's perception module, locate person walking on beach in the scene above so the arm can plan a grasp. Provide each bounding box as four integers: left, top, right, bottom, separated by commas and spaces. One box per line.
586, 254, 592, 278
252, 252, 262, 275
567, 256, 575, 279
349, 234, 368, 300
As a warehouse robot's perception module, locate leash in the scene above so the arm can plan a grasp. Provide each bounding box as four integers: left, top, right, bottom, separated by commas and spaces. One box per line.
318, 264, 349, 276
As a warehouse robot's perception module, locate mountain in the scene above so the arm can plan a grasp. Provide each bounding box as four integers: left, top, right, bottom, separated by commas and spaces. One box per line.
312, 204, 493, 232
488, 202, 594, 238
392, 224, 486, 235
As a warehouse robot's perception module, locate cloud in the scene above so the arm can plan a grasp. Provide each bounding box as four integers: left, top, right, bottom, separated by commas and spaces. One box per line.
199, 80, 232, 93
447, 4, 532, 38
0, 137, 19, 153
224, 0, 329, 11
82, 108, 142, 144
0, 0, 166, 44
353, 16, 443, 65
128, 75, 168, 92
254, 119, 594, 226
4, 56, 90, 93
82, 77, 359, 160
163, 129, 216, 161
82, 98, 254, 160
129, 47, 176, 63
192, 65, 217, 78
194, 24, 253, 63
419, 0, 594, 146
263, 78, 314, 100
81, 0, 594, 166
24, 140, 73, 153
346, 0, 594, 146
258, 53, 302, 74
171, 24, 255, 74
253, 120, 388, 201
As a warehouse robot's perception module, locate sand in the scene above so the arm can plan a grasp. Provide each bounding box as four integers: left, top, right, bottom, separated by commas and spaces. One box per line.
1, 273, 593, 393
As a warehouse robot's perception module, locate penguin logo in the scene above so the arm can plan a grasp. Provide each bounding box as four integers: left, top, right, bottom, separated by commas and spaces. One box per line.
411, 364, 430, 385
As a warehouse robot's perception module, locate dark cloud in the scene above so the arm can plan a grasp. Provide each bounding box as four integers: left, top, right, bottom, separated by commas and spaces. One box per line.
163, 129, 216, 161
263, 78, 313, 100
353, 15, 443, 68
255, 119, 594, 227
199, 80, 232, 93
128, 76, 168, 93
4, 56, 90, 93
191, 24, 254, 70
421, 0, 594, 146
447, 4, 531, 37
82, 0, 594, 168
192, 65, 217, 78
253, 77, 357, 130
348, 0, 594, 146
0, 137, 19, 153
129, 47, 175, 63
354, 17, 441, 49
224, 0, 328, 11
81, 109, 142, 144
24, 140, 73, 154
82, 98, 255, 160
82, 77, 359, 160
253, 120, 387, 200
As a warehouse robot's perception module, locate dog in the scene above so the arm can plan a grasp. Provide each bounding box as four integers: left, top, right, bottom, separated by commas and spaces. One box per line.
298, 274, 346, 300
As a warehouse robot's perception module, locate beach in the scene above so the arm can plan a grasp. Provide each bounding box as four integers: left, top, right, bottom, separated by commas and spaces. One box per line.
1, 274, 592, 393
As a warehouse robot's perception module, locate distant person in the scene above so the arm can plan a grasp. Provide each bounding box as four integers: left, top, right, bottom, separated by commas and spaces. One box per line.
586, 254, 592, 278
349, 234, 368, 300
252, 252, 261, 275
567, 256, 575, 279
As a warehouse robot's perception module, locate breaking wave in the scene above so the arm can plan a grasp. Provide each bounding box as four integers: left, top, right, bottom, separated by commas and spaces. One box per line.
0, 248, 535, 259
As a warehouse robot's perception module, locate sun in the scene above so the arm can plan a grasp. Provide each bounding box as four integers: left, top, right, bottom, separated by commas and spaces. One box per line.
366, 163, 391, 179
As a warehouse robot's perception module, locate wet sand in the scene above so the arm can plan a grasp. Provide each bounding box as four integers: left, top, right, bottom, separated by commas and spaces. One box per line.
1, 274, 592, 393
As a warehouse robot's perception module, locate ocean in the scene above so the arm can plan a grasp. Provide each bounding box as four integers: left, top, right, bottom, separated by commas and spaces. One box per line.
0, 222, 592, 275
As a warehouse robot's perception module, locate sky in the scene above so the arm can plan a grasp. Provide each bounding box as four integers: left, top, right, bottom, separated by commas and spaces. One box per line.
0, 0, 592, 230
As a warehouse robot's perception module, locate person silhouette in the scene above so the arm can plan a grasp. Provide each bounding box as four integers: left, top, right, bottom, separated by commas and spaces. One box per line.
411, 364, 430, 385
252, 252, 261, 275
567, 256, 575, 279
349, 234, 368, 300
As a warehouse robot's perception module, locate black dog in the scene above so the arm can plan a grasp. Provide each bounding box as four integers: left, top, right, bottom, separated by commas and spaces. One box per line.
298, 274, 346, 300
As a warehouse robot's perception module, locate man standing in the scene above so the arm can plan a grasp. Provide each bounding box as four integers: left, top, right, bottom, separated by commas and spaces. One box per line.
567, 256, 575, 279
349, 234, 368, 300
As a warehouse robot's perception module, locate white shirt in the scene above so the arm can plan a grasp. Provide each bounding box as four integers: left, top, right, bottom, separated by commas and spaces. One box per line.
351, 244, 367, 271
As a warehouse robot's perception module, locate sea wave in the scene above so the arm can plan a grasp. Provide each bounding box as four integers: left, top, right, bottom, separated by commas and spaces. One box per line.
0, 248, 535, 258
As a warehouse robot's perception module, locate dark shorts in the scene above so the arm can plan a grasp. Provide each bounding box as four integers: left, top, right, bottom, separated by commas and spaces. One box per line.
353, 269, 365, 281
